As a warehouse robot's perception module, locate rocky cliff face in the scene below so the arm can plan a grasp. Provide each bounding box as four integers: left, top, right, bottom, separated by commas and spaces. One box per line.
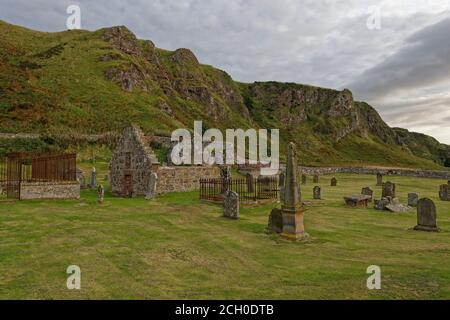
0, 20, 448, 168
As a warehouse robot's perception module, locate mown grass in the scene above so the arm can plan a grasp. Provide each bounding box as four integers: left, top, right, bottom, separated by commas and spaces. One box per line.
0, 172, 449, 300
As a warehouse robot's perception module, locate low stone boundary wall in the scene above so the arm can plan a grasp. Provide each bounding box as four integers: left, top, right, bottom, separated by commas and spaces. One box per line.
20, 181, 80, 200
157, 166, 219, 194
299, 166, 450, 179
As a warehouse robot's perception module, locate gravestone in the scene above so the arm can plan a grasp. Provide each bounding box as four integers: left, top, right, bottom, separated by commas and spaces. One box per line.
344, 195, 371, 208
382, 181, 396, 198
268, 142, 307, 240
219, 165, 231, 193
268, 208, 283, 233
376, 173, 383, 186
374, 197, 390, 210
279, 173, 285, 187
246, 173, 254, 193
408, 193, 419, 207
278, 172, 285, 202
301, 174, 307, 185
414, 198, 439, 232
89, 167, 97, 189
313, 186, 321, 200
313, 174, 319, 184
330, 177, 337, 187
361, 187, 374, 202
223, 190, 239, 219
145, 172, 158, 200
385, 197, 411, 213
97, 185, 104, 204
76, 168, 85, 188
439, 184, 450, 201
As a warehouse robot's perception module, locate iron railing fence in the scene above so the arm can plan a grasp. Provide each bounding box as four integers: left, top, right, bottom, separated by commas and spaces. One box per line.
0, 153, 77, 199
200, 176, 278, 204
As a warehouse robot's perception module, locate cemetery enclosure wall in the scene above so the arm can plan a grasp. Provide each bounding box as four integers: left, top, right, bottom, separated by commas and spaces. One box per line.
300, 166, 450, 179
157, 166, 219, 194
20, 181, 80, 200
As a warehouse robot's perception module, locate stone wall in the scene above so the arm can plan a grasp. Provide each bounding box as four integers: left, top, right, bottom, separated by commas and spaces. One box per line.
299, 166, 450, 179
20, 181, 80, 200
157, 166, 219, 194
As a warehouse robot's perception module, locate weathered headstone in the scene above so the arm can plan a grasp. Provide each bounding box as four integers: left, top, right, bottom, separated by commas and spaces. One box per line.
145, 172, 158, 200
97, 185, 104, 204
376, 172, 383, 186
374, 197, 390, 210
414, 198, 439, 232
268, 142, 306, 240
76, 168, 85, 188
89, 167, 97, 189
361, 187, 374, 202
313, 174, 319, 184
246, 173, 254, 193
278, 172, 285, 202
313, 186, 321, 200
268, 208, 283, 233
220, 166, 231, 193
301, 174, 307, 185
223, 190, 239, 219
330, 177, 337, 187
408, 193, 419, 207
344, 194, 371, 208
385, 197, 412, 213
279, 172, 285, 187
382, 181, 396, 198
439, 184, 450, 201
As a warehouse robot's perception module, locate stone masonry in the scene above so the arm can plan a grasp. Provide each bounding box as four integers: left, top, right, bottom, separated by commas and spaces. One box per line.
157, 166, 219, 194
20, 182, 80, 200
110, 125, 219, 196
110, 125, 159, 197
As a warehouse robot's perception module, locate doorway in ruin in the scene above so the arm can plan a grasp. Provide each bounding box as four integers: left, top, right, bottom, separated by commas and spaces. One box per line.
122, 174, 133, 198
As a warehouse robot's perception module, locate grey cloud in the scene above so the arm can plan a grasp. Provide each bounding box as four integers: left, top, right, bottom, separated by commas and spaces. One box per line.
347, 17, 450, 100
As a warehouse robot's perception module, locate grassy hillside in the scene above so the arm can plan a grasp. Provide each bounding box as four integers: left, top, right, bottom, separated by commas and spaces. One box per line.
0, 20, 449, 169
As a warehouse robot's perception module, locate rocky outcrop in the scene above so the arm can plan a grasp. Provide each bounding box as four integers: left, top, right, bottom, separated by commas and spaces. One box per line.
104, 63, 150, 92
171, 48, 199, 64
356, 102, 396, 144
329, 89, 353, 117
101, 26, 141, 56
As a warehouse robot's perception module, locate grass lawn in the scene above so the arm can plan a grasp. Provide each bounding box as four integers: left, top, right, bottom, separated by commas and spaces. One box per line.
0, 172, 449, 300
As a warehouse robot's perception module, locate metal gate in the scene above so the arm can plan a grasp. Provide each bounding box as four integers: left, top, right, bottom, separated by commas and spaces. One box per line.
6, 155, 22, 199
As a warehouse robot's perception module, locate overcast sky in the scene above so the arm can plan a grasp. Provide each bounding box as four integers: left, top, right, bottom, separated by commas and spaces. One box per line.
1, 0, 449, 143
